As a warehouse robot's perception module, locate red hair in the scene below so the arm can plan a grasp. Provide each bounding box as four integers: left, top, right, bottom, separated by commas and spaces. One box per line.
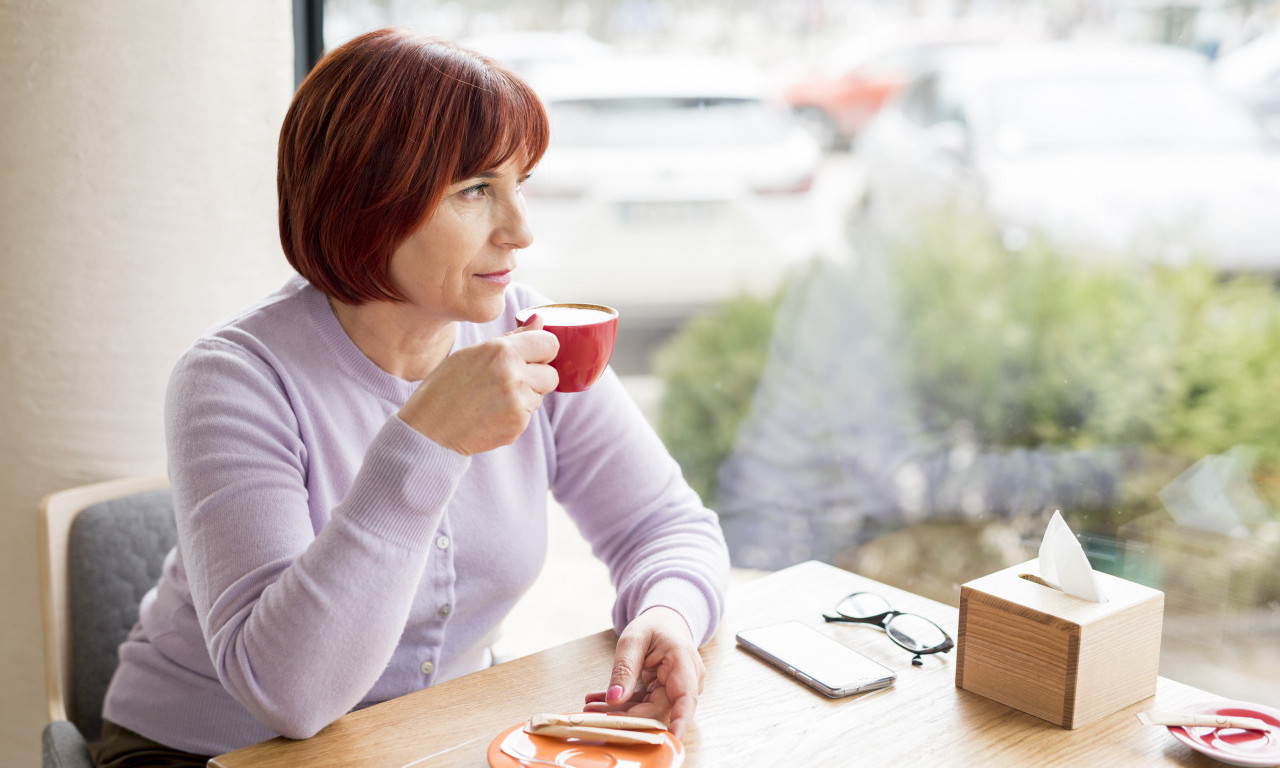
278, 28, 550, 303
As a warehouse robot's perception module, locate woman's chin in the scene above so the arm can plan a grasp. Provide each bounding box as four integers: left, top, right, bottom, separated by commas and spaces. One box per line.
470, 295, 509, 326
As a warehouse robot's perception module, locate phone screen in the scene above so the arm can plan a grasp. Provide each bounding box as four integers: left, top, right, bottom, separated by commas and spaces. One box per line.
736, 620, 897, 697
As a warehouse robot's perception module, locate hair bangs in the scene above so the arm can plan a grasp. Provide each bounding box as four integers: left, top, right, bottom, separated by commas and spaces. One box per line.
279, 29, 550, 304
455, 66, 550, 181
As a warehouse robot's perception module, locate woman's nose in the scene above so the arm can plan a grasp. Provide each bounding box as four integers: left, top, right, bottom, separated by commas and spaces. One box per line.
497, 194, 534, 250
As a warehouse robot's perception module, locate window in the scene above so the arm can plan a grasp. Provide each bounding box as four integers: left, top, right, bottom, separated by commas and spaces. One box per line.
316, 0, 1280, 710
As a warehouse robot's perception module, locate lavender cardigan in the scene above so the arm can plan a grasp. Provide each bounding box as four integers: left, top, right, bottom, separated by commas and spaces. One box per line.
102, 276, 729, 756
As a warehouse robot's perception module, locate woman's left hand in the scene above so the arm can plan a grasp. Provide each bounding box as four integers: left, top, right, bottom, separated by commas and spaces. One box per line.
582, 606, 705, 739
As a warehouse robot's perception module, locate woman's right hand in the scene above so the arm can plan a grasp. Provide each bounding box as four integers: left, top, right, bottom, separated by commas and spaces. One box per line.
398, 320, 559, 455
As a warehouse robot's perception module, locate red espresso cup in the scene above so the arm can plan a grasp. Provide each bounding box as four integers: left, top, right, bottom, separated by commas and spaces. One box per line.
515, 303, 619, 393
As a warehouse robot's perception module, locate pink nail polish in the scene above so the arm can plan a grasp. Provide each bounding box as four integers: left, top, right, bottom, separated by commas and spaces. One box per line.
607, 684, 624, 702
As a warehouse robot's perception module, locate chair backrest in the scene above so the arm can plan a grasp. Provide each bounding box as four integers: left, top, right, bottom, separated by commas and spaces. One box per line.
38, 475, 174, 742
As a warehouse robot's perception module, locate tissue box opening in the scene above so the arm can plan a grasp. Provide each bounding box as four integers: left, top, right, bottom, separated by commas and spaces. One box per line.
956, 558, 1164, 728
1019, 573, 1055, 589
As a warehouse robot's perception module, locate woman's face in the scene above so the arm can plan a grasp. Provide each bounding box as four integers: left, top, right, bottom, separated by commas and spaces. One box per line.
388, 156, 534, 327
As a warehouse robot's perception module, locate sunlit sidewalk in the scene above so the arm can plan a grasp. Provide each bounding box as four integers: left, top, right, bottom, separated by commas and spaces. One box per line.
494, 496, 765, 663
493, 375, 660, 660
492, 497, 615, 662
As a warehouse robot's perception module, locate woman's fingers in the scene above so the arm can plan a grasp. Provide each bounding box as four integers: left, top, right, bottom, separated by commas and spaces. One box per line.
651, 643, 701, 738
662, 680, 697, 739
604, 627, 646, 705
583, 682, 652, 706
584, 607, 705, 739
398, 329, 559, 454
504, 322, 560, 367
502, 328, 560, 398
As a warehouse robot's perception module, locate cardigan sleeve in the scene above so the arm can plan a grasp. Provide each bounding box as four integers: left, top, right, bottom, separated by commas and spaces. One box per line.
166, 336, 470, 738
544, 368, 731, 646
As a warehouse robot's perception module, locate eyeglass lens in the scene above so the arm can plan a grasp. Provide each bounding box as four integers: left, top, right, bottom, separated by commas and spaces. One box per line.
836, 593, 948, 653
884, 613, 948, 654
836, 592, 891, 618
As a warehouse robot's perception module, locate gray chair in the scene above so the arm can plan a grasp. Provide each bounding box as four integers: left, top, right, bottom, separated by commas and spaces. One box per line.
38, 475, 174, 768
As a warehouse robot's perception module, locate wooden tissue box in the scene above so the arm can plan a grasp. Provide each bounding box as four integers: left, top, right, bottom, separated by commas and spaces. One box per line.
955, 558, 1163, 729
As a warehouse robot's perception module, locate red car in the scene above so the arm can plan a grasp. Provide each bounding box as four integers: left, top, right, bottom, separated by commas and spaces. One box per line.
785, 36, 998, 150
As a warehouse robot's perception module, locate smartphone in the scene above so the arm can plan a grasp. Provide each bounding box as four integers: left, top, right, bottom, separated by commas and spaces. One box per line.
736, 620, 897, 698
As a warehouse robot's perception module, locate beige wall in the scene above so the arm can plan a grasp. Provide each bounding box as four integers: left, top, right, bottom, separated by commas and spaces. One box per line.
0, 1, 295, 763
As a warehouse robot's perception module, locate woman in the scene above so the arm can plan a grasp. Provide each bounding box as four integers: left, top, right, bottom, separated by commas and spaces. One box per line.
96, 28, 729, 766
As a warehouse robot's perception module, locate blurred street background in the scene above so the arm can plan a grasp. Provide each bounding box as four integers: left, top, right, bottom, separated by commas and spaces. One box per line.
324, 0, 1280, 707
328, 0, 1280, 373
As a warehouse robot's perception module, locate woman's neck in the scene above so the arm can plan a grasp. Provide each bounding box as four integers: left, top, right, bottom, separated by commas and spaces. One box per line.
328, 297, 455, 382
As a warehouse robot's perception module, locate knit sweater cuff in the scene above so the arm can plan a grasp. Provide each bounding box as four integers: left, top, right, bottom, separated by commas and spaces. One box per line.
636, 576, 717, 647
334, 415, 471, 548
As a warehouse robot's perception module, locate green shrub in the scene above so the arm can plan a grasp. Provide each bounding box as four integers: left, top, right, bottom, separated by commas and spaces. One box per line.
653, 290, 782, 501
888, 215, 1280, 496
655, 213, 1280, 512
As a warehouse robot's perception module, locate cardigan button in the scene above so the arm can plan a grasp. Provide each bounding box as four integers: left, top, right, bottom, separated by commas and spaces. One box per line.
420, 660, 434, 676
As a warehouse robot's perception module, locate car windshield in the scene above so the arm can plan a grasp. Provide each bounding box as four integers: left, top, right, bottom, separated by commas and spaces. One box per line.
546, 97, 793, 147
989, 74, 1264, 153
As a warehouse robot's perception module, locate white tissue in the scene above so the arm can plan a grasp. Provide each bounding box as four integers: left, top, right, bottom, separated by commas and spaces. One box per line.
1038, 510, 1108, 602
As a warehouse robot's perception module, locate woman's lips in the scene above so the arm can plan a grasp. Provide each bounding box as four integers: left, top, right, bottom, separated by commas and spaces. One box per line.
476, 269, 512, 286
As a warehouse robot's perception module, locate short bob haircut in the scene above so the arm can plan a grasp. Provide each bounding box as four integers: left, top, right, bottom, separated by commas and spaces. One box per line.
278, 28, 550, 304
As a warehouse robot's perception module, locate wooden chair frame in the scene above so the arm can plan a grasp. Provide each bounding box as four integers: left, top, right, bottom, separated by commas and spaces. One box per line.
37, 474, 170, 724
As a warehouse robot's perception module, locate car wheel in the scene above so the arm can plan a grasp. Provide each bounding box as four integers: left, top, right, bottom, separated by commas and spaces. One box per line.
853, 187, 877, 221
793, 107, 842, 152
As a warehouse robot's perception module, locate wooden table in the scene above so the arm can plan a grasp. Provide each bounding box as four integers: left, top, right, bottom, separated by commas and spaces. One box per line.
210, 560, 1226, 767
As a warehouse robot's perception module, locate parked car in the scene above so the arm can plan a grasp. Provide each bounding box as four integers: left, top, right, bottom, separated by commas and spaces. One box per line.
784, 32, 1001, 151
1214, 31, 1280, 140
460, 30, 615, 76
855, 42, 1280, 273
519, 54, 824, 318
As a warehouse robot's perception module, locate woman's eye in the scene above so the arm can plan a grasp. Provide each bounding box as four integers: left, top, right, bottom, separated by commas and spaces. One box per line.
460, 183, 490, 199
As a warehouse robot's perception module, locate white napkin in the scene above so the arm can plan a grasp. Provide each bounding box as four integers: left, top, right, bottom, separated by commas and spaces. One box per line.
1038, 510, 1108, 602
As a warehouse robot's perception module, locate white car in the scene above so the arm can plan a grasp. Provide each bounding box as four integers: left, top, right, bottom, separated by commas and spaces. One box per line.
1214, 31, 1280, 140
518, 54, 824, 317
460, 30, 615, 76
856, 43, 1280, 273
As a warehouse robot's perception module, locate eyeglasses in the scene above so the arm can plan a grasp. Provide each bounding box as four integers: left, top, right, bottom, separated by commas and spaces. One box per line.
822, 592, 954, 667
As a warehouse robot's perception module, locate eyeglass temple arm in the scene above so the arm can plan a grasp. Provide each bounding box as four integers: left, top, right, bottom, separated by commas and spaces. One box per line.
822, 613, 884, 627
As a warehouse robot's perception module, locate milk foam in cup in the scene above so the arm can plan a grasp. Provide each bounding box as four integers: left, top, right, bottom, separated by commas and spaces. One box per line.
515, 303, 618, 393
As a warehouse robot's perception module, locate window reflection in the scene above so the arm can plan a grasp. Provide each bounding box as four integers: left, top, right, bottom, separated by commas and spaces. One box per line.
323, 0, 1280, 708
